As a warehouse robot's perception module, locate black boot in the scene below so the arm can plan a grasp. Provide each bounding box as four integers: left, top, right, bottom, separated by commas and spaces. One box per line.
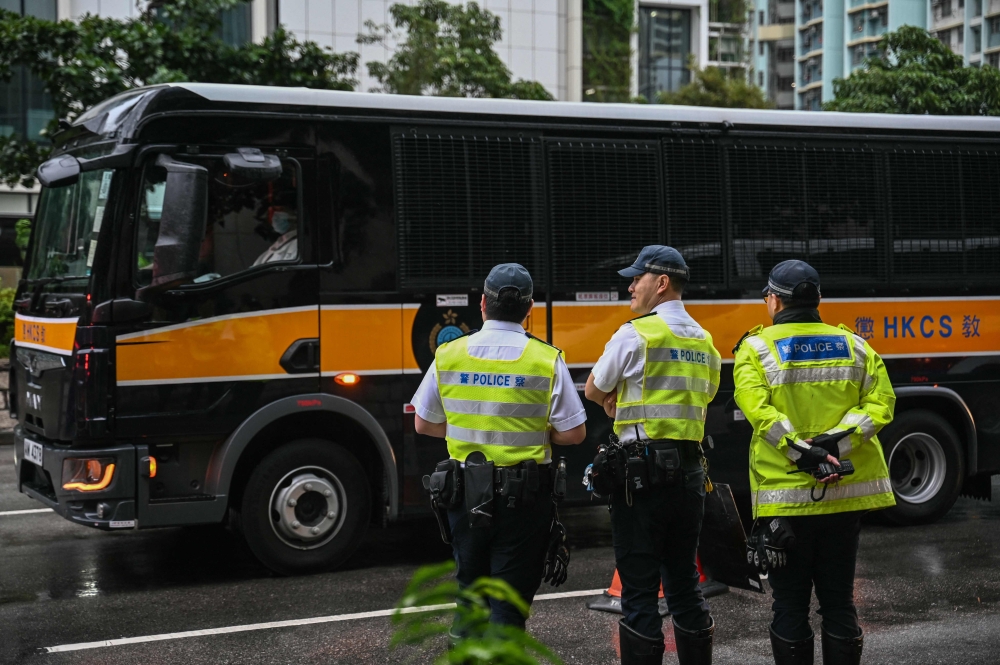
672, 617, 714, 665
821, 628, 863, 665
619, 619, 665, 665
770, 627, 814, 665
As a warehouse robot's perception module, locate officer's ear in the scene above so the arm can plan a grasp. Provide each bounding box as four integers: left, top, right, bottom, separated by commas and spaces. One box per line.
658, 274, 671, 295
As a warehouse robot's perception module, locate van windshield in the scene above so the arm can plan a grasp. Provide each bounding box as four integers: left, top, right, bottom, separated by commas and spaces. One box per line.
27, 169, 114, 282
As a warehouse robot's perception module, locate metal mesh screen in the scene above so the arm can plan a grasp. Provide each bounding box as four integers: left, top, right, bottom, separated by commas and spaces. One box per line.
959, 151, 1000, 276
393, 131, 545, 289
547, 140, 662, 289
727, 144, 885, 284
663, 138, 724, 286
887, 150, 964, 277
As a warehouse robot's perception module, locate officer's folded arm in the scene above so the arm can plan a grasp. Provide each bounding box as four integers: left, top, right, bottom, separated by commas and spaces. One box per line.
583, 374, 618, 418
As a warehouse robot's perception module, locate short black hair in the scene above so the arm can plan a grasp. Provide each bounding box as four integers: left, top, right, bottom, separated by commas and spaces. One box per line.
485, 287, 532, 323
668, 274, 687, 294
777, 282, 820, 308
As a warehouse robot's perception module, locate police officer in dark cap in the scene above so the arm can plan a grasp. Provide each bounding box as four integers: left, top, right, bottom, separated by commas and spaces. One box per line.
734, 260, 895, 665
585, 246, 721, 665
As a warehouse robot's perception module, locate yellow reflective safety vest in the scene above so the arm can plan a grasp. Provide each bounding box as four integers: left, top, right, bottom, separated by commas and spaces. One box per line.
614, 314, 722, 442
733, 321, 897, 517
436, 334, 560, 466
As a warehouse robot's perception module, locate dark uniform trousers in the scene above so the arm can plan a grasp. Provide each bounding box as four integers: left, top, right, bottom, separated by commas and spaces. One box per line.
767, 510, 864, 641
611, 457, 712, 639
448, 493, 554, 628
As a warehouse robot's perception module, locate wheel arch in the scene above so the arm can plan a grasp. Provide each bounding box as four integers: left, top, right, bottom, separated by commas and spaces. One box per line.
205, 394, 399, 521
893, 386, 977, 477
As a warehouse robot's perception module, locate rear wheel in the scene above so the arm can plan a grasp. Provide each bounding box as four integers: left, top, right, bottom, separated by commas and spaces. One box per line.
236, 438, 371, 575
879, 411, 964, 526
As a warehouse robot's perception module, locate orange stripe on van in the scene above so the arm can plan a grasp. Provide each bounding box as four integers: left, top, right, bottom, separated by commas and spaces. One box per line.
117, 308, 318, 385
545, 298, 1000, 366
321, 306, 403, 374
14, 314, 78, 356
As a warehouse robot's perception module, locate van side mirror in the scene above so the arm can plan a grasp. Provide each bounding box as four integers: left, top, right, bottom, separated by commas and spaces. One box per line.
149, 154, 208, 287
36, 154, 81, 188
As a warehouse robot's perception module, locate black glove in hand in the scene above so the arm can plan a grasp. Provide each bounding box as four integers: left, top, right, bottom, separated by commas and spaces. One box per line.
542, 519, 570, 587
794, 443, 834, 471
749, 517, 796, 573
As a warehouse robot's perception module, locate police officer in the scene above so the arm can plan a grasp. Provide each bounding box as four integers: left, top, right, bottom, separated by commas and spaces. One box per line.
411, 263, 587, 628
585, 246, 719, 665
733, 260, 896, 665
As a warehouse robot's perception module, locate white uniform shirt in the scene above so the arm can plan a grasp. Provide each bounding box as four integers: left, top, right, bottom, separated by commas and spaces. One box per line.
410, 319, 587, 432
591, 300, 709, 443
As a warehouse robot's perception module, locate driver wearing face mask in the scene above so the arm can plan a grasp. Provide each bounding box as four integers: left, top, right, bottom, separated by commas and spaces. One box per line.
253, 207, 298, 266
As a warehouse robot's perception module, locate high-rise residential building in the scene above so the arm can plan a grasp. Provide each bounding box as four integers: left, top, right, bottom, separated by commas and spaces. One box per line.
751, 0, 986, 110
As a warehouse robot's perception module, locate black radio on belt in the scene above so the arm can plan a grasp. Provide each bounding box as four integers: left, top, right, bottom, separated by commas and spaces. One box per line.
626, 454, 649, 493
650, 447, 682, 488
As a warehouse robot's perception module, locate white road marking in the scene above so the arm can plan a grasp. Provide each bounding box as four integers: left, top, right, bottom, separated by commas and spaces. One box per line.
0, 508, 52, 517
42, 588, 607, 653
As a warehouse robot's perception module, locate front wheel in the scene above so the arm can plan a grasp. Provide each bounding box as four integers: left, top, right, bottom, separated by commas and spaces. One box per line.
878, 411, 964, 526
236, 439, 371, 575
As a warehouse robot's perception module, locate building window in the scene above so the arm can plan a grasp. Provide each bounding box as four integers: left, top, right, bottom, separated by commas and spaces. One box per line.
219, 3, 252, 45
760, 40, 765, 55
974, 0, 982, 17
988, 52, 1000, 68
0, 1, 56, 140
973, 25, 982, 52
759, 71, 765, 85
759, 10, 765, 24
638, 7, 693, 99
777, 46, 795, 61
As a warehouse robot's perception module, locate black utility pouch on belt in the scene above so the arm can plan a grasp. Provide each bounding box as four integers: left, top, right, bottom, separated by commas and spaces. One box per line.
500, 459, 539, 509
651, 447, 682, 488
627, 455, 650, 494
426, 459, 463, 508
464, 451, 494, 528
591, 444, 626, 496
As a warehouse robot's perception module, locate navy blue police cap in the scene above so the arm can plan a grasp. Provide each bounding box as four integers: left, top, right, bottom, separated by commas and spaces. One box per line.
484, 263, 533, 302
763, 260, 821, 297
618, 245, 690, 279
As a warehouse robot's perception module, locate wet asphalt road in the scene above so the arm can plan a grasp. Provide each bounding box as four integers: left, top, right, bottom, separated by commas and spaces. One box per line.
2, 447, 999, 665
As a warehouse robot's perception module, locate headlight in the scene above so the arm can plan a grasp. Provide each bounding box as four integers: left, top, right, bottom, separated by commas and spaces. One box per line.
62, 458, 115, 491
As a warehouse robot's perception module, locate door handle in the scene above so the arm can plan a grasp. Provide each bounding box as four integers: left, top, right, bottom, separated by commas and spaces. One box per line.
280, 338, 320, 374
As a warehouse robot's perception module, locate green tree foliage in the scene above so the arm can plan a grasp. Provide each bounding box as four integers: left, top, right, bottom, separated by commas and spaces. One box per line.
0, 0, 358, 187
0, 286, 15, 358
825, 26, 1000, 114
656, 65, 773, 108
15, 218, 30, 261
360, 0, 553, 99
582, 0, 633, 103
392, 561, 562, 664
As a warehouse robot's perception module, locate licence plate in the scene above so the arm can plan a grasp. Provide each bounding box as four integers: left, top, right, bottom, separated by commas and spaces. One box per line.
23, 439, 43, 467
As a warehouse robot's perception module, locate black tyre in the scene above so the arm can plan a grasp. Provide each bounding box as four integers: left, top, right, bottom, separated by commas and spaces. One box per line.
236, 438, 371, 575
879, 411, 964, 526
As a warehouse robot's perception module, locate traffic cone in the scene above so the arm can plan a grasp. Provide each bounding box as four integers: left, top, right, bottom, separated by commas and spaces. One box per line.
586, 558, 727, 616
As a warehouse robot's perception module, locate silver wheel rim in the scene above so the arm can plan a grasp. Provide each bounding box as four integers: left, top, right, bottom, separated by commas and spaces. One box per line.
269, 466, 347, 550
889, 433, 947, 505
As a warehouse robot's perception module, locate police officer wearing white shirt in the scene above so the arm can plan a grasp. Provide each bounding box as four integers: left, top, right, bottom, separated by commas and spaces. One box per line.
411, 263, 587, 629
585, 246, 720, 665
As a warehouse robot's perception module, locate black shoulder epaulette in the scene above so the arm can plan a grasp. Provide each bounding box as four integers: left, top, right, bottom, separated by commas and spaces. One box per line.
525, 332, 564, 354
627, 312, 657, 324
837, 323, 862, 338
732, 324, 764, 354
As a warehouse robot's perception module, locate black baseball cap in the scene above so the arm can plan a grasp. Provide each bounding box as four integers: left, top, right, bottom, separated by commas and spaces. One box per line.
484, 263, 533, 302
618, 245, 690, 279
763, 260, 821, 297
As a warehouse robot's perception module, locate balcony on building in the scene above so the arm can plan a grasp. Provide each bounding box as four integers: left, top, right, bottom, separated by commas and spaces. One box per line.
932, 0, 967, 31
800, 0, 823, 23
771, 0, 797, 23
800, 24, 824, 55
848, 5, 889, 45
987, 0, 1000, 16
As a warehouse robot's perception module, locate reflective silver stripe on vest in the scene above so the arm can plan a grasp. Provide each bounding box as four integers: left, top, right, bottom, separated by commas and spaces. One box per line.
616, 404, 707, 422
644, 375, 716, 394
746, 336, 780, 374
850, 337, 877, 391
765, 419, 794, 446
768, 365, 866, 386
840, 412, 876, 440
442, 398, 549, 418
647, 347, 722, 370
446, 425, 550, 446
754, 478, 892, 505
438, 371, 551, 391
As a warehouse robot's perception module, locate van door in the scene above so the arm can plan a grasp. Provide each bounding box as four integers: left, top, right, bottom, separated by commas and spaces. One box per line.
113, 148, 320, 520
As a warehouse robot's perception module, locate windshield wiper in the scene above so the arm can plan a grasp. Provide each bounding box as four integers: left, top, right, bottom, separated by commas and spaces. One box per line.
22, 274, 90, 286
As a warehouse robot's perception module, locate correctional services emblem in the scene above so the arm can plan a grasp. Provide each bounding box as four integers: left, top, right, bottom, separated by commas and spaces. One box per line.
429, 309, 471, 355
